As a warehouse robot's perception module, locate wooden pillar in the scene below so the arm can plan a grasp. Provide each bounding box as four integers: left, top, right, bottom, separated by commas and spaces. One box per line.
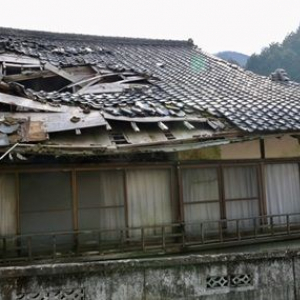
71, 170, 78, 231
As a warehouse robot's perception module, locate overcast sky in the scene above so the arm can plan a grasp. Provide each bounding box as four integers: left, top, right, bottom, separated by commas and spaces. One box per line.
0, 0, 300, 55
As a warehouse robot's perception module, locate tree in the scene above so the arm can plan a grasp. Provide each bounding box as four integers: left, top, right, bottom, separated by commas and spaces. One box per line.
246, 25, 300, 82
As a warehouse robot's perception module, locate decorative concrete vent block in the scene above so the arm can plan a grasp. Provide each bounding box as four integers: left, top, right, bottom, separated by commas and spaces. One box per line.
230, 274, 252, 287
16, 288, 85, 300
206, 274, 252, 289
206, 276, 229, 288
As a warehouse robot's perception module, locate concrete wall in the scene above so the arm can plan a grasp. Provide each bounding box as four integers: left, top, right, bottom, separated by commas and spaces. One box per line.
0, 251, 299, 300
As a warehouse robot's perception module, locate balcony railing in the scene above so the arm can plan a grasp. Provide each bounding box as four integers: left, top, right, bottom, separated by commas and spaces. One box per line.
1, 212, 300, 263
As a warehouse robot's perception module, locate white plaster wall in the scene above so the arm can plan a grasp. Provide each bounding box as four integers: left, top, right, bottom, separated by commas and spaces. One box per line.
265, 135, 300, 158
220, 140, 261, 160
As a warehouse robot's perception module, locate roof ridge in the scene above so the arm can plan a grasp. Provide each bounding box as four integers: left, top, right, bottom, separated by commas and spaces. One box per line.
0, 26, 193, 46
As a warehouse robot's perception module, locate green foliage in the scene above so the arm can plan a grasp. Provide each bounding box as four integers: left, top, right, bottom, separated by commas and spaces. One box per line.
246, 25, 300, 82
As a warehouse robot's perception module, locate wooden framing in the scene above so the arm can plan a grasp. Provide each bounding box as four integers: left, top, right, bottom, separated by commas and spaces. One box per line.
122, 165, 175, 233
176, 159, 300, 232
14, 172, 20, 235
260, 138, 266, 159
2, 156, 300, 173
1, 158, 300, 241
0, 92, 63, 112
123, 169, 129, 231
218, 165, 226, 220
177, 165, 184, 223
71, 170, 78, 231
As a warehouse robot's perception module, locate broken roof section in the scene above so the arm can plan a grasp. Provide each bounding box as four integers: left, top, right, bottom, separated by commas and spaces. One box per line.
0, 27, 300, 155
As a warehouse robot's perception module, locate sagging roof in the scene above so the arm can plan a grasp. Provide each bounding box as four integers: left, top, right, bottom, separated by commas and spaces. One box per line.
0, 27, 300, 156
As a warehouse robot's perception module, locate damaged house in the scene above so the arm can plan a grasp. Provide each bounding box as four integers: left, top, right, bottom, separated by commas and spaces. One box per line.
1, 27, 300, 265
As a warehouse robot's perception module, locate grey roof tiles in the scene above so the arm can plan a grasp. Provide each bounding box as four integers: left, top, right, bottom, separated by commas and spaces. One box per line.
1, 27, 300, 133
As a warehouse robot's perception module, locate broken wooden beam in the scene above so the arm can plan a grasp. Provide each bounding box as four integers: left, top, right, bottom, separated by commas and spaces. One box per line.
0, 92, 63, 112
0, 54, 40, 65
158, 121, 168, 131
44, 63, 85, 86
183, 121, 195, 130
75, 128, 81, 135
106, 122, 112, 131
130, 122, 140, 132
21, 121, 49, 142
4, 70, 56, 82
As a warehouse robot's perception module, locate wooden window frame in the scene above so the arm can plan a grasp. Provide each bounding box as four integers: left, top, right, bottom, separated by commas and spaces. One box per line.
1, 158, 300, 238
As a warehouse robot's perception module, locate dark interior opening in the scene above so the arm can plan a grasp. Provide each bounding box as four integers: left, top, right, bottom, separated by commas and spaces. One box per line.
98, 74, 124, 83
17, 76, 71, 92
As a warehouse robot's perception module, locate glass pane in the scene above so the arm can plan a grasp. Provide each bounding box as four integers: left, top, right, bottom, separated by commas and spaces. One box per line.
77, 170, 125, 239
184, 202, 220, 236
19, 172, 72, 234
77, 170, 124, 208
265, 163, 300, 224
0, 173, 16, 236
226, 200, 259, 231
20, 211, 72, 233
127, 169, 172, 237
79, 207, 125, 231
20, 172, 72, 212
182, 168, 219, 202
223, 166, 258, 200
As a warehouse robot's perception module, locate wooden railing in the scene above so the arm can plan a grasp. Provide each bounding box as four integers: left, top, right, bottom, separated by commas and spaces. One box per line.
1, 212, 300, 263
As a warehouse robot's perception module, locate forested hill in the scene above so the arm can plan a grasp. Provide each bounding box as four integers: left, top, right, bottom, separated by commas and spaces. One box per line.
215, 51, 249, 67
246, 25, 300, 82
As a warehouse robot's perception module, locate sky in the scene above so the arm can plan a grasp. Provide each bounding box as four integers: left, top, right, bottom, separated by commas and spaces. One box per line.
0, 0, 300, 55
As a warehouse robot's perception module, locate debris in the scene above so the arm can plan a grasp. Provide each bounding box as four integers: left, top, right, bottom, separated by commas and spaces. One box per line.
183, 121, 195, 130
70, 116, 81, 123
75, 128, 81, 135
22, 121, 48, 142
158, 121, 169, 131
16, 152, 27, 160
156, 62, 165, 68
3, 117, 18, 125
270, 69, 290, 82
82, 106, 91, 114
0, 123, 19, 134
0, 133, 9, 146
131, 122, 140, 132
0, 142, 19, 160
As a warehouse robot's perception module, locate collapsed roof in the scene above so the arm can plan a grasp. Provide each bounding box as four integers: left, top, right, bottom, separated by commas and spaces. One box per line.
0, 27, 300, 157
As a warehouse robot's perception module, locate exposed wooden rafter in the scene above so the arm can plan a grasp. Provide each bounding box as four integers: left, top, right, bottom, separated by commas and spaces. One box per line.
0, 92, 63, 112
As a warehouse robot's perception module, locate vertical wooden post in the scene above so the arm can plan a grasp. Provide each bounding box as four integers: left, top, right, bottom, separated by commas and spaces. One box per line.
260, 138, 265, 159
71, 170, 79, 254
141, 228, 145, 252
169, 166, 176, 222
200, 223, 204, 244
15, 172, 20, 235
123, 169, 129, 240
177, 164, 185, 245
287, 215, 290, 235
3, 238, 7, 259
258, 163, 267, 221
236, 219, 241, 240
177, 164, 184, 223
52, 234, 57, 258
71, 170, 78, 231
15, 172, 21, 257
27, 236, 32, 260
218, 165, 226, 221
162, 226, 166, 250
